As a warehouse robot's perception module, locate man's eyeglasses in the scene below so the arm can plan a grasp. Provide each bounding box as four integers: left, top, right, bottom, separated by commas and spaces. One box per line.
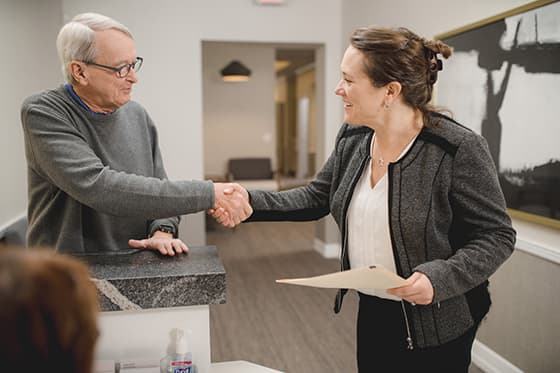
83, 57, 143, 78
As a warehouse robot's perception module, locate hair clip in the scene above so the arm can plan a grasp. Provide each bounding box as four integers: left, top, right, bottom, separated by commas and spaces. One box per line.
430, 58, 443, 72
427, 51, 442, 84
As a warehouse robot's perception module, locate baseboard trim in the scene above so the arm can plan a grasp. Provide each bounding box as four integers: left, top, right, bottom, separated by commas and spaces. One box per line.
516, 238, 560, 265
313, 238, 340, 259
0, 212, 27, 235
472, 339, 523, 373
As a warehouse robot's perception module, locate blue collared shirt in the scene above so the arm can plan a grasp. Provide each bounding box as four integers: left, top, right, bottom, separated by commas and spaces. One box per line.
64, 83, 108, 115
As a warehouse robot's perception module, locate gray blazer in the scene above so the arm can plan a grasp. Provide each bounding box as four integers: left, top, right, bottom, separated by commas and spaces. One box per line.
248, 113, 515, 348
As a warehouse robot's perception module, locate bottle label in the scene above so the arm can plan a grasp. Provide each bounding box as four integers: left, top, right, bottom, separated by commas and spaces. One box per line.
172, 367, 192, 373
171, 361, 192, 373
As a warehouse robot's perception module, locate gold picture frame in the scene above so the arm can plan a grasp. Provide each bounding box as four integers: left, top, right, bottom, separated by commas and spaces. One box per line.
435, 0, 560, 229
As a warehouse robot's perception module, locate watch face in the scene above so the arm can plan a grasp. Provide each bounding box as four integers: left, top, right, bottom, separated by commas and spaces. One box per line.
159, 225, 174, 234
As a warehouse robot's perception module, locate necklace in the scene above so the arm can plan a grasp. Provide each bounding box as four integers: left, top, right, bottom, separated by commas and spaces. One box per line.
373, 154, 385, 167
372, 137, 386, 168
372, 116, 423, 169
372, 130, 419, 168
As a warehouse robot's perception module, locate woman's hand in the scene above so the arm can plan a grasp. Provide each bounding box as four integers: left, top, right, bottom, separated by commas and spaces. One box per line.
387, 272, 434, 305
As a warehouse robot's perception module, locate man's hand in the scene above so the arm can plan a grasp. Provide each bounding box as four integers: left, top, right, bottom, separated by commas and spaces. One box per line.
210, 183, 252, 228
386, 272, 434, 306
128, 231, 188, 256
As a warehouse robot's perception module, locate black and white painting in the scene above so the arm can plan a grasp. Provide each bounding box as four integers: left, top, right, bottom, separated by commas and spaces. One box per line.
436, 0, 560, 227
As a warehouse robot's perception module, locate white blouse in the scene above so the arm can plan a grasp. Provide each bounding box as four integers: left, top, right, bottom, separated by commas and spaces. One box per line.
347, 134, 416, 301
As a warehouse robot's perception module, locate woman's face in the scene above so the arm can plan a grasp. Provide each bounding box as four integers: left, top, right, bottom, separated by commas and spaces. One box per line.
335, 46, 386, 126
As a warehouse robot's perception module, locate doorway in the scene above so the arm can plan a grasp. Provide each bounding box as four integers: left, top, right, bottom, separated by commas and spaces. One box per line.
201, 41, 321, 191
275, 47, 317, 188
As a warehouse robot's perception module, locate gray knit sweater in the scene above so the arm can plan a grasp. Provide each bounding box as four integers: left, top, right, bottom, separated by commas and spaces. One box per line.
248, 114, 516, 348
21, 86, 214, 253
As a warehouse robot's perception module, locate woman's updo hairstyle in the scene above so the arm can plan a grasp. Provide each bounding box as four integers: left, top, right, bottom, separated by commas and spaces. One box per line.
350, 27, 452, 126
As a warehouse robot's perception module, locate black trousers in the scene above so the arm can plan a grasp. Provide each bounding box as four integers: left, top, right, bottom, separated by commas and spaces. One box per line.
357, 293, 477, 373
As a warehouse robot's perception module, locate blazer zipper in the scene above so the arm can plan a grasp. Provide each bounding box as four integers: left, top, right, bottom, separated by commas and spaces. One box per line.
387, 163, 415, 350
401, 301, 414, 350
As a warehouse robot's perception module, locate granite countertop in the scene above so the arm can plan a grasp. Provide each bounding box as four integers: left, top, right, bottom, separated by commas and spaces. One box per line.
74, 246, 226, 312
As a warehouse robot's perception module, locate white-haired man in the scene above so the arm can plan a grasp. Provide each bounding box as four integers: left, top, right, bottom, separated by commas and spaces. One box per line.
21, 13, 250, 254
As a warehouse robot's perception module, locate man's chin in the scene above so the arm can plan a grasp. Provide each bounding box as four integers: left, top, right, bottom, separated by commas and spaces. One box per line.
116, 97, 131, 108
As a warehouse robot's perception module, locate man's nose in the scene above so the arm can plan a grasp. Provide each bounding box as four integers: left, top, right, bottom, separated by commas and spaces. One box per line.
126, 68, 138, 83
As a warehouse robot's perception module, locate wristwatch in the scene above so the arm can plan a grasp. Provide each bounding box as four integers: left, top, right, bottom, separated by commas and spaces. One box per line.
155, 224, 175, 236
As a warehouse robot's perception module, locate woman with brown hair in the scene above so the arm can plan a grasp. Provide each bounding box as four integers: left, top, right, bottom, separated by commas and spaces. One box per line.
213, 26, 515, 372
0, 248, 99, 373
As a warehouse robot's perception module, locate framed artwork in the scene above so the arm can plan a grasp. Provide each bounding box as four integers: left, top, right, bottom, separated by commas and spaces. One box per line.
435, 0, 560, 229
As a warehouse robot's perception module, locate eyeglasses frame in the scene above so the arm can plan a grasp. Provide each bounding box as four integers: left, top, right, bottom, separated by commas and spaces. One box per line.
82, 57, 143, 78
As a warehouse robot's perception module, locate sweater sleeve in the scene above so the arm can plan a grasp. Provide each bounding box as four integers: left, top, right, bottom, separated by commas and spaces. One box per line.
21, 99, 214, 220
146, 118, 181, 236
414, 133, 516, 303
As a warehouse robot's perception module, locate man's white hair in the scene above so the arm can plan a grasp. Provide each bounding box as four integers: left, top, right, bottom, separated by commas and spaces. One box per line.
56, 13, 133, 83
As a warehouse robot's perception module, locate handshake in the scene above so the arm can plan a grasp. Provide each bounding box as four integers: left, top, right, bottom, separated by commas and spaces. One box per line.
210, 183, 253, 227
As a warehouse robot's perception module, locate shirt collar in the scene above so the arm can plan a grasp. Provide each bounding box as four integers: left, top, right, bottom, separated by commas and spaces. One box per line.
64, 83, 110, 115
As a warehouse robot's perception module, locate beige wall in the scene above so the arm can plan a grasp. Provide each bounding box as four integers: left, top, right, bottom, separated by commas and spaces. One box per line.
202, 42, 276, 178
0, 0, 62, 229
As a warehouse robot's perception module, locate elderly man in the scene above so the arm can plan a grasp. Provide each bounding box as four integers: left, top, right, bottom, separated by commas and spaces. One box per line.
21, 13, 250, 255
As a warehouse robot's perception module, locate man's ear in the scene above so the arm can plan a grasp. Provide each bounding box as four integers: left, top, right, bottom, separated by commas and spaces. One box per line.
69, 61, 88, 85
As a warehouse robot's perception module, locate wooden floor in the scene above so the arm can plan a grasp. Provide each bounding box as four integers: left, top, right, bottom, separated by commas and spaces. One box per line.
207, 221, 484, 373
207, 221, 357, 372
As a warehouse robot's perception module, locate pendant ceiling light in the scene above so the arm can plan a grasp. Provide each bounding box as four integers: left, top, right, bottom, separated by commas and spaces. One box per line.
221, 60, 251, 82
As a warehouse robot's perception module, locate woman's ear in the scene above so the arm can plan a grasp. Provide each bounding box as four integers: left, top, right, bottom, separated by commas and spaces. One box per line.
69, 61, 88, 85
385, 81, 402, 105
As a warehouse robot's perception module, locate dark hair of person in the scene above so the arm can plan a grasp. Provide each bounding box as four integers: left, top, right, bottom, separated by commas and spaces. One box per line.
0, 248, 99, 373
350, 27, 453, 127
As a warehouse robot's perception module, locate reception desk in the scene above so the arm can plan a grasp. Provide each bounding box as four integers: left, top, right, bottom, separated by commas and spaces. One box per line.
80, 246, 223, 373
79, 246, 281, 373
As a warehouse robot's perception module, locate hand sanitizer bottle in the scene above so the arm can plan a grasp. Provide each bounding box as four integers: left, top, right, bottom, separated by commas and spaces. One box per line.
160, 328, 194, 373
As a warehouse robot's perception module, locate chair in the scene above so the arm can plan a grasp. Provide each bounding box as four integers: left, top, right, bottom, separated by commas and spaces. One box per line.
227, 158, 279, 191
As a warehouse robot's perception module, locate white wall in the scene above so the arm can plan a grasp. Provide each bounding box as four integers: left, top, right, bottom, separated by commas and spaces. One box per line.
62, 0, 344, 244
342, 0, 534, 41
0, 0, 62, 229
202, 42, 276, 178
